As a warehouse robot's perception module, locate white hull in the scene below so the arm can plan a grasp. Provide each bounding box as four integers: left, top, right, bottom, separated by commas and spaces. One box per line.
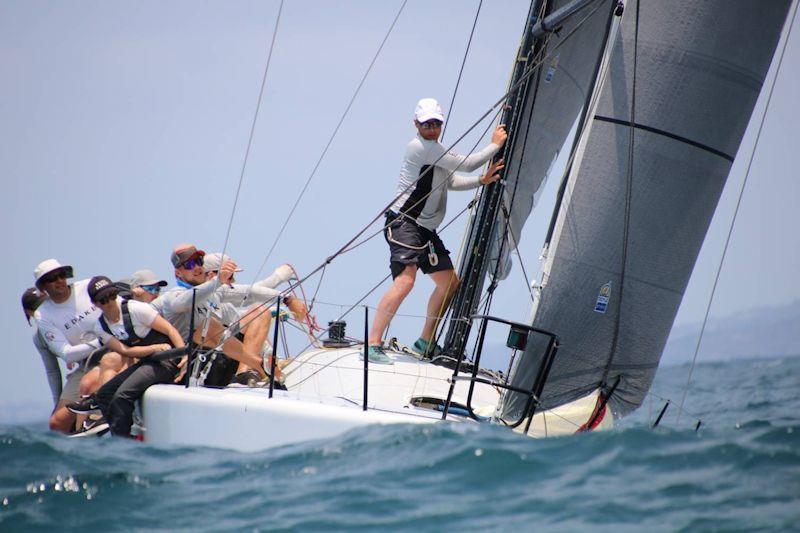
142, 347, 612, 451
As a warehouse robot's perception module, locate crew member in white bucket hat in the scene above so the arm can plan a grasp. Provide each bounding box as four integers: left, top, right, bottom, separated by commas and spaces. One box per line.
367, 98, 508, 361
32, 259, 125, 434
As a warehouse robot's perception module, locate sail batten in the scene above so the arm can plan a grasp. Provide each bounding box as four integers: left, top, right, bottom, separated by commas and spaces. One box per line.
500, 0, 792, 421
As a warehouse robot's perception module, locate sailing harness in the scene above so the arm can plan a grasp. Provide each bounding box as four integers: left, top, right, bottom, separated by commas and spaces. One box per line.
385, 211, 439, 267
99, 299, 171, 348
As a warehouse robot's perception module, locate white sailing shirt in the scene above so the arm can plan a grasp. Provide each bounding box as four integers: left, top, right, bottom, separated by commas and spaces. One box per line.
390, 134, 500, 230
34, 279, 101, 363
91, 297, 159, 344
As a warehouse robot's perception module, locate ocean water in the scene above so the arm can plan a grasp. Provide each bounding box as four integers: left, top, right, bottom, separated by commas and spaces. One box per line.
1, 355, 798, 532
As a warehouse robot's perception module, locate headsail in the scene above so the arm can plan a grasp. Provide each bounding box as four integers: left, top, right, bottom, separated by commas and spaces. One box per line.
500, 0, 792, 422
443, 0, 617, 358
488, 0, 617, 281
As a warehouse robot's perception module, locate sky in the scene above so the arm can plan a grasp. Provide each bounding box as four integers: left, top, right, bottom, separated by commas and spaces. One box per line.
1, 0, 798, 421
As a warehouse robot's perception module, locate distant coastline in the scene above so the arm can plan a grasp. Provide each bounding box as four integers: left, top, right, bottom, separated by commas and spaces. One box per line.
663, 299, 800, 365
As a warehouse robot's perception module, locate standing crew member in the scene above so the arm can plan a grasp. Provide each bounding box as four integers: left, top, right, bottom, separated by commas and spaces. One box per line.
368, 98, 507, 360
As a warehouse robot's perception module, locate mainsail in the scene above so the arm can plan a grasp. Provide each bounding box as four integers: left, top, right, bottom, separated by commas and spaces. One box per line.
500, 0, 792, 421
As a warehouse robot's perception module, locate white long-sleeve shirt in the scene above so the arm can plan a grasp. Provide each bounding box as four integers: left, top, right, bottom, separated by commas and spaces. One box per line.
390, 134, 500, 230
34, 279, 102, 363
150, 279, 221, 340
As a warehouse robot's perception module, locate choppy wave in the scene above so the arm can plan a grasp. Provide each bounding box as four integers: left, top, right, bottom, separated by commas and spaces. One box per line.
2, 356, 799, 531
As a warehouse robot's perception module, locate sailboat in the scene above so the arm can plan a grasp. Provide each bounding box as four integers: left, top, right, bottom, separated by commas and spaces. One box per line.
141, 0, 794, 452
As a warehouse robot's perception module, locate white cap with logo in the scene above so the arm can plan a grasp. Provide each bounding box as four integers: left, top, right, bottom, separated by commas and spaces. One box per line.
414, 98, 445, 123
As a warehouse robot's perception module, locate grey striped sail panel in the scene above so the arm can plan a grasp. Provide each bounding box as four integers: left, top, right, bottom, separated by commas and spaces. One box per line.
500, 0, 791, 421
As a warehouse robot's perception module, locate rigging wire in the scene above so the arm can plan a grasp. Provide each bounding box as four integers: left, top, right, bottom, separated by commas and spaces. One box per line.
197, 0, 284, 347
248, 0, 409, 285
676, 0, 799, 424
212, 5, 612, 363
441, 0, 483, 141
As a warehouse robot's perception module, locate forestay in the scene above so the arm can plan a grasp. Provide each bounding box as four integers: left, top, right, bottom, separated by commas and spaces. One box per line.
500, 0, 792, 421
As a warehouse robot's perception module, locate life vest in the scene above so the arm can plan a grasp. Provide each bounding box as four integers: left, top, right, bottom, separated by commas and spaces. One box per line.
99, 299, 171, 347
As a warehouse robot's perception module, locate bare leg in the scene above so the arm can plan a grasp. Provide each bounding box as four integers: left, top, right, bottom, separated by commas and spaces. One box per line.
420, 269, 460, 343
79, 367, 100, 396
368, 265, 417, 346
237, 306, 272, 375
194, 318, 265, 378
48, 402, 76, 434
97, 352, 125, 388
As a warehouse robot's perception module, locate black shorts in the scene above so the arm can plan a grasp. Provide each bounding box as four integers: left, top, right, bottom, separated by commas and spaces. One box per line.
384, 212, 453, 279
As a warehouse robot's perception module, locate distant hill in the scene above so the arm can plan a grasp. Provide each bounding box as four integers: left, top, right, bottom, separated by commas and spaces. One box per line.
663, 300, 800, 364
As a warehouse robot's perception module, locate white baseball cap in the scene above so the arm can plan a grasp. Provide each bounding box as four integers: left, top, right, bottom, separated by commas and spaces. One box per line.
130, 269, 168, 288
203, 252, 244, 273
34, 259, 74, 287
414, 98, 445, 123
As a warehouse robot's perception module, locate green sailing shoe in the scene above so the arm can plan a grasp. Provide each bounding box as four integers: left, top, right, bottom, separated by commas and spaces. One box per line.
360, 345, 394, 365
413, 337, 443, 358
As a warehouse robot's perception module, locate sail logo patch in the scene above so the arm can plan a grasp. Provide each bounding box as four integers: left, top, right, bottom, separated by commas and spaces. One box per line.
544, 55, 560, 83
594, 282, 611, 313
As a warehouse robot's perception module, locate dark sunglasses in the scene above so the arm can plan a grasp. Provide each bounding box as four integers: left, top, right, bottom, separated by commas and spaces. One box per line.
420, 120, 443, 130
140, 284, 161, 295
40, 270, 68, 285
95, 291, 118, 305
181, 257, 204, 270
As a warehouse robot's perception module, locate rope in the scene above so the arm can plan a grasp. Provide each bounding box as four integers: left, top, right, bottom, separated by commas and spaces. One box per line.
197, 0, 284, 348
676, 0, 799, 424
249, 0, 409, 285
210, 2, 611, 365
441, 0, 483, 141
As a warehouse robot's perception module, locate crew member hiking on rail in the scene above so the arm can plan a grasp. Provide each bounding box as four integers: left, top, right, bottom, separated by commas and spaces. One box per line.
69, 276, 186, 438
368, 98, 507, 361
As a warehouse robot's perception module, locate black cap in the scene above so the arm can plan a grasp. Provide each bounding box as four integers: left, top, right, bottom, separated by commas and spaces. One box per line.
21, 287, 46, 322
87, 275, 117, 302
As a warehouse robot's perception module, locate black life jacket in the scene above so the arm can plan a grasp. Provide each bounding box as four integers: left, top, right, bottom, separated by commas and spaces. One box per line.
99, 299, 171, 347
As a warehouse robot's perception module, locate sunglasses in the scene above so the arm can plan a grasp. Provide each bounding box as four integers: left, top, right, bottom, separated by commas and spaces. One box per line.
420, 120, 443, 130
40, 270, 68, 285
180, 257, 204, 270
140, 284, 161, 295
95, 291, 118, 305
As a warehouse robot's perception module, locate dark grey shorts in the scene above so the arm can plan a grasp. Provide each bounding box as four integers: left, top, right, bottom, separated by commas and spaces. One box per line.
384, 213, 453, 279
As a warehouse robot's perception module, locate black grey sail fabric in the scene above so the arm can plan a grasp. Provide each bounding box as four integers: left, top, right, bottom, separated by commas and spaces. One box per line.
488, 0, 615, 280
500, 0, 791, 421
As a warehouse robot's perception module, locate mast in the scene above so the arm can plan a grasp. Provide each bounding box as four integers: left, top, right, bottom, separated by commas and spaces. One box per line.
441, 0, 545, 358
442, 0, 617, 358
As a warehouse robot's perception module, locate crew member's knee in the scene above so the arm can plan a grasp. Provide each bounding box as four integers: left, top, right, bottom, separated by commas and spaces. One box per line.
79, 367, 100, 396
448, 273, 461, 294
48, 407, 74, 433
395, 266, 417, 295
100, 351, 123, 371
